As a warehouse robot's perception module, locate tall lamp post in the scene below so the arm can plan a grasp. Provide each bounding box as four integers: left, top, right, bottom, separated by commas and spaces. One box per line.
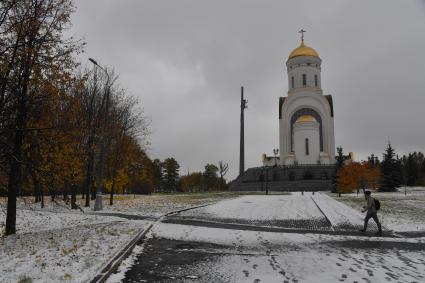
239, 86, 247, 176
273, 148, 279, 167
265, 167, 269, 195
89, 57, 110, 211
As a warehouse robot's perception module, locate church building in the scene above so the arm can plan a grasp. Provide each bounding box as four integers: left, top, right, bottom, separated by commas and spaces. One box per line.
276, 31, 335, 166
232, 31, 337, 192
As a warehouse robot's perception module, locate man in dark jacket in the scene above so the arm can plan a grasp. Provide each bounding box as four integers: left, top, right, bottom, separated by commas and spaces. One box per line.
360, 191, 382, 235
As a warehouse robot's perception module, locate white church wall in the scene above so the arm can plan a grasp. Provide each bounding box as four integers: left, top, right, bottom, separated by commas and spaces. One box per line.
293, 121, 320, 164
287, 66, 321, 91
287, 56, 322, 92
277, 42, 336, 167
280, 92, 334, 159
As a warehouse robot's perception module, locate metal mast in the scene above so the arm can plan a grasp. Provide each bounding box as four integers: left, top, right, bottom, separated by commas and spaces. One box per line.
239, 86, 247, 176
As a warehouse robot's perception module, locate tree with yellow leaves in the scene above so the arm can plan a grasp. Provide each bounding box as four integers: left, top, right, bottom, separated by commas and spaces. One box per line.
336, 162, 380, 194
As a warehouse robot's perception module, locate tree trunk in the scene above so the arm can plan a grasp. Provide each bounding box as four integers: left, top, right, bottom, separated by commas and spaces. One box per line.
84, 161, 92, 207
71, 185, 77, 209
91, 180, 96, 200
110, 177, 116, 206
6, 131, 23, 235
5, 69, 28, 235
84, 176, 90, 207
41, 188, 44, 208
63, 182, 69, 203
32, 172, 41, 203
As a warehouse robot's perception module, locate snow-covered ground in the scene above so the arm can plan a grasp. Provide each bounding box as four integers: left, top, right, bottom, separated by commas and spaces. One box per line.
3, 190, 425, 282
182, 194, 324, 222
111, 191, 425, 283
0, 208, 151, 283
0, 192, 243, 282
150, 223, 425, 282
176, 192, 377, 231
311, 193, 365, 229
0, 192, 243, 218
329, 187, 425, 231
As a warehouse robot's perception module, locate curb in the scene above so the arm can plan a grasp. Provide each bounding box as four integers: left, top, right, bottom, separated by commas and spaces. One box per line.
163, 203, 212, 217
90, 222, 154, 283
89, 201, 220, 283
310, 195, 333, 229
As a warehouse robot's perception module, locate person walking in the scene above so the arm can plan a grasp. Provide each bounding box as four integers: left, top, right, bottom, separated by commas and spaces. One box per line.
360, 191, 382, 235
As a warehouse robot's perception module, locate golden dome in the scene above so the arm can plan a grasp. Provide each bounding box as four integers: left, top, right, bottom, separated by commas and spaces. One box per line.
288, 40, 319, 59
296, 115, 316, 123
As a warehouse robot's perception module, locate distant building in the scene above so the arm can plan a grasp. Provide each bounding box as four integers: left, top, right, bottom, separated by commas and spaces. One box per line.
232, 31, 338, 192
263, 33, 335, 166
343, 152, 355, 165
261, 154, 279, 167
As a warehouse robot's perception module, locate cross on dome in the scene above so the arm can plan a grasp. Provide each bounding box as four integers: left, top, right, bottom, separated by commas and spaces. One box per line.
288, 29, 319, 59
299, 29, 306, 43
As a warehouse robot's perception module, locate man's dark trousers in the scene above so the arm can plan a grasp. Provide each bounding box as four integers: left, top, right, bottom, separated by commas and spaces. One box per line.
364, 212, 382, 232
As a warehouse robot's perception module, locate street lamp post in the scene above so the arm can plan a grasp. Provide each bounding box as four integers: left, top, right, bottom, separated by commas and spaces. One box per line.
265, 167, 269, 195
273, 148, 279, 167
89, 57, 110, 211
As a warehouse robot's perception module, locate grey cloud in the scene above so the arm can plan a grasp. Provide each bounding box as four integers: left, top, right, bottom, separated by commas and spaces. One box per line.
71, 0, 425, 179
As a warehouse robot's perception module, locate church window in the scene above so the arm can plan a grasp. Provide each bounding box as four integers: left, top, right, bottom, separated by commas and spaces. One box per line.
291, 76, 294, 88
302, 74, 306, 86
305, 138, 309, 155
315, 75, 318, 86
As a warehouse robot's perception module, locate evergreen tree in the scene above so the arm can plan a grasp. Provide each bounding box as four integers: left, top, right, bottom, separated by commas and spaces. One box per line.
162, 158, 180, 192
405, 153, 418, 186
422, 158, 425, 185
367, 153, 379, 167
333, 146, 344, 192
380, 143, 401, 191
336, 147, 344, 169
399, 152, 425, 186
152, 159, 163, 192
203, 163, 219, 190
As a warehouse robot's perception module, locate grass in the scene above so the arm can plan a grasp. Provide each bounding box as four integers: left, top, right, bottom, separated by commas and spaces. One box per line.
329, 187, 425, 231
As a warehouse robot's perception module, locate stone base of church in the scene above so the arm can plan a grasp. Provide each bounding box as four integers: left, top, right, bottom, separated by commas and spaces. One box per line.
230, 165, 335, 192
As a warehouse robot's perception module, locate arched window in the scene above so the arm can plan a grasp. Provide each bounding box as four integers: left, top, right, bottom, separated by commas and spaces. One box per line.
314, 74, 318, 87
305, 138, 309, 155
302, 74, 307, 86
291, 76, 294, 88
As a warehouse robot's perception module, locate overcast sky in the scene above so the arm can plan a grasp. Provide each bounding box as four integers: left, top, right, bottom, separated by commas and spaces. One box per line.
70, 0, 425, 180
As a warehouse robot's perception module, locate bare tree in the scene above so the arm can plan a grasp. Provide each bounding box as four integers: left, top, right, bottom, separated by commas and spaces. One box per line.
218, 161, 229, 190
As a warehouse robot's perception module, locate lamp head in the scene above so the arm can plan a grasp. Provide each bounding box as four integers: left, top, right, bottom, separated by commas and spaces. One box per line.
89, 58, 98, 66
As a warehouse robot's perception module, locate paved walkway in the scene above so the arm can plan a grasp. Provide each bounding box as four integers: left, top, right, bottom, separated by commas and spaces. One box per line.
111, 193, 425, 283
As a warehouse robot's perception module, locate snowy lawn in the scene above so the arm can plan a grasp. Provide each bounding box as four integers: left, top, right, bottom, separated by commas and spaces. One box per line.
0, 192, 250, 282
0, 192, 250, 218
0, 208, 151, 283
328, 187, 425, 232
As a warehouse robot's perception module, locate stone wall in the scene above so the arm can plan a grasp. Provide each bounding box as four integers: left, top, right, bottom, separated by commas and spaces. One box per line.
230, 165, 335, 192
